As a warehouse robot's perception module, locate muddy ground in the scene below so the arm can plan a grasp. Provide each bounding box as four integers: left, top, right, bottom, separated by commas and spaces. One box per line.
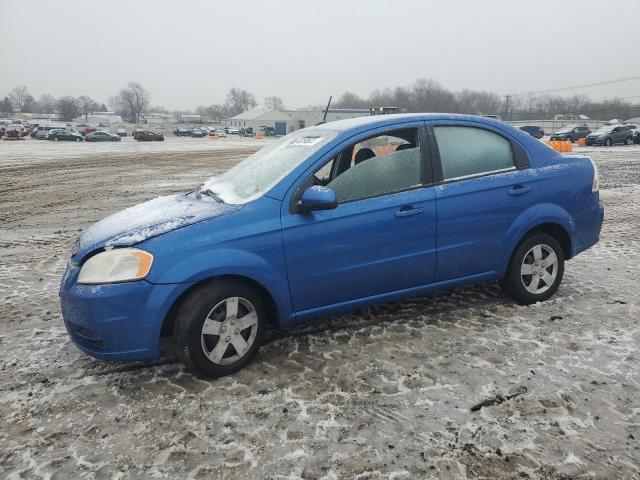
0, 139, 639, 479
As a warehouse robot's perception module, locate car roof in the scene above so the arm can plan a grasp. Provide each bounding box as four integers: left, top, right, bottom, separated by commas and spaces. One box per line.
317, 113, 491, 130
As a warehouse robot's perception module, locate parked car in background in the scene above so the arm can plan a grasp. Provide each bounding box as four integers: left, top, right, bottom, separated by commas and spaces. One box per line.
116, 129, 127, 137
85, 131, 121, 142
585, 125, 635, 146
135, 131, 164, 141
60, 114, 603, 378
518, 125, 545, 139
191, 128, 205, 138
216, 130, 227, 137
47, 129, 84, 142
174, 127, 192, 137
625, 124, 640, 144
228, 127, 240, 135
36, 124, 69, 139
550, 125, 590, 142
80, 127, 97, 137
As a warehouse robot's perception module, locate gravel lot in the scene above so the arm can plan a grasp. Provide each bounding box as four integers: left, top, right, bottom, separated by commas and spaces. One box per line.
0, 139, 639, 479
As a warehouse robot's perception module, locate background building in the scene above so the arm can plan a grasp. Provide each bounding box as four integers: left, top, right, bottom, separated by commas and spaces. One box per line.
225, 107, 370, 135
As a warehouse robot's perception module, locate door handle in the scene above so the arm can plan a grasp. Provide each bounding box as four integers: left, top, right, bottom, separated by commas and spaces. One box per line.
508, 185, 530, 196
395, 207, 423, 218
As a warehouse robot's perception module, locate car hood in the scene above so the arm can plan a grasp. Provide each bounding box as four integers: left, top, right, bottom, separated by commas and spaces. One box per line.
74, 193, 239, 260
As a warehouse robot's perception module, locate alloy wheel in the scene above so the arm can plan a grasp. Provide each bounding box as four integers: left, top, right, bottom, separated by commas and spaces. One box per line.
520, 244, 559, 295
200, 297, 258, 365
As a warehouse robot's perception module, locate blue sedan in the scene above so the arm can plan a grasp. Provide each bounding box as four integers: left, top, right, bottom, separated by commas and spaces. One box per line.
60, 114, 604, 377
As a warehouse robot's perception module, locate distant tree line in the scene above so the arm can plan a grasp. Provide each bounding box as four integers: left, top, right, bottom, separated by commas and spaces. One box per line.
329, 78, 640, 121
0, 85, 110, 121
3, 79, 639, 123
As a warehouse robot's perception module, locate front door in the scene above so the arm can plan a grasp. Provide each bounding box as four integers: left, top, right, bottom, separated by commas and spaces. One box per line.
281, 126, 437, 314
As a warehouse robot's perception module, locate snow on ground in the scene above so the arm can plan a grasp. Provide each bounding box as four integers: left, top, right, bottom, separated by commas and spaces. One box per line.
0, 141, 639, 479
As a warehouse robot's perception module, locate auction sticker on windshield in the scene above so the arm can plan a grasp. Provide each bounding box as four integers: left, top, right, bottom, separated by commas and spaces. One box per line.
289, 136, 324, 146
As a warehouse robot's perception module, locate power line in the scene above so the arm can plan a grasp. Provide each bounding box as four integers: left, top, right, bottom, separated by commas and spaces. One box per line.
508, 74, 640, 97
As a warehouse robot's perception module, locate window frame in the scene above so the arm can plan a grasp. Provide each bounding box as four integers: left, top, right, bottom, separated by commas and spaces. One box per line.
289, 124, 433, 213
427, 124, 530, 185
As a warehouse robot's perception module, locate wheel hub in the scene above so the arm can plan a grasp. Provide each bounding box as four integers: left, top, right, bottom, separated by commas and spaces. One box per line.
200, 296, 259, 366
520, 243, 559, 295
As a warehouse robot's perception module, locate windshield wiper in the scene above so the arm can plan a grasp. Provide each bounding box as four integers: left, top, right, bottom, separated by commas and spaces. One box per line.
196, 188, 223, 203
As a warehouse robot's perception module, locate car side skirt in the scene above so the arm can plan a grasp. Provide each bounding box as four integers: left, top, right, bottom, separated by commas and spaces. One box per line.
294, 270, 498, 323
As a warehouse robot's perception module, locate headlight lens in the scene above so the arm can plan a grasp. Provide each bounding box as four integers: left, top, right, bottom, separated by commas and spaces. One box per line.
77, 248, 153, 284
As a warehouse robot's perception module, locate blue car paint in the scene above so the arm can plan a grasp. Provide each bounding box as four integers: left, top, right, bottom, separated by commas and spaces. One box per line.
59, 113, 603, 361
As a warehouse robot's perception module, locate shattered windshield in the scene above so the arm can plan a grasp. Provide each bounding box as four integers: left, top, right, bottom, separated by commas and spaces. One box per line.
201, 128, 337, 204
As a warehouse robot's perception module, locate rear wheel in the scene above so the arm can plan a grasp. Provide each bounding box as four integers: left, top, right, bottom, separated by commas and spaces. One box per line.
173, 280, 266, 378
501, 233, 564, 304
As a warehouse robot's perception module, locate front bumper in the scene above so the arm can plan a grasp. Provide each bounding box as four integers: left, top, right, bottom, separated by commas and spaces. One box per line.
59, 262, 192, 361
585, 137, 606, 145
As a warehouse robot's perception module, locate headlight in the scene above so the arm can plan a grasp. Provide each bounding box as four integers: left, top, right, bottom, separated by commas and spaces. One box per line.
77, 248, 153, 284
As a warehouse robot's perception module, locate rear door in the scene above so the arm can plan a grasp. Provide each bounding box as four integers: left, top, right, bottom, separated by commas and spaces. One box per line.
430, 123, 535, 281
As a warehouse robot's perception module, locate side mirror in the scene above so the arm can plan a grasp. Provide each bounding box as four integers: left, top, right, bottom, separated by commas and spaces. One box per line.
296, 186, 337, 213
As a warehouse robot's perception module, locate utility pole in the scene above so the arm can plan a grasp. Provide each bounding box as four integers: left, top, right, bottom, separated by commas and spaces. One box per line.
504, 95, 512, 121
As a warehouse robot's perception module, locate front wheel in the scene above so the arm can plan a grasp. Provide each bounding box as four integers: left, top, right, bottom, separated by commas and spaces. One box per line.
501, 233, 564, 305
174, 280, 266, 378
604, 138, 612, 146
625, 136, 634, 145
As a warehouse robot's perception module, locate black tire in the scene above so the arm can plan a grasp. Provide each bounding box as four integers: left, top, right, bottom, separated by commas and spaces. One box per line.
604, 137, 612, 146
173, 280, 267, 378
565, 136, 572, 143
625, 136, 634, 146
501, 233, 565, 305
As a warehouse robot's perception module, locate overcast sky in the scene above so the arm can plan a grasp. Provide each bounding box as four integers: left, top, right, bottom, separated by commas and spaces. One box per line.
1, 0, 638, 110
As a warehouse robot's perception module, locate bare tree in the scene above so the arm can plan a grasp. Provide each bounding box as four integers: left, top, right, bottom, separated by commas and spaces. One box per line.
9, 86, 30, 111
264, 95, 285, 111
57, 96, 80, 121
225, 88, 257, 116
0, 97, 13, 117
39, 94, 57, 114
456, 89, 503, 115
410, 78, 457, 112
21, 95, 37, 113
196, 104, 228, 121
77, 95, 100, 123
333, 91, 368, 109
114, 82, 150, 123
